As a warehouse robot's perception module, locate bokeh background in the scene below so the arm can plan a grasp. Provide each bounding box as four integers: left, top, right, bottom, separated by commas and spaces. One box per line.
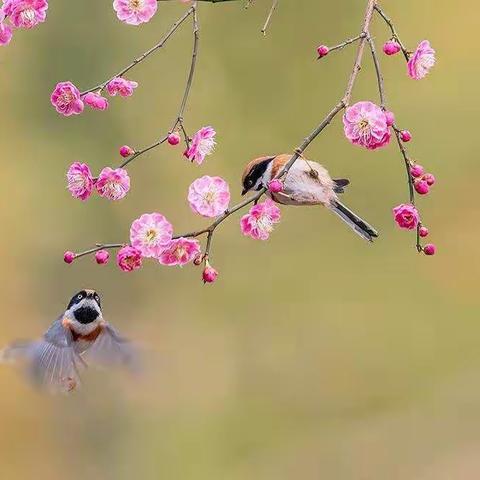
0, 1, 478, 478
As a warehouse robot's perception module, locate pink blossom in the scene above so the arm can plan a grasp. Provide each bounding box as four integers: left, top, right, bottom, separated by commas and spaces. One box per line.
96, 167, 131, 201
400, 130, 412, 142
0, 13, 13, 46
424, 173, 436, 186
408, 40, 435, 80
188, 176, 230, 218
50, 82, 84, 117
384, 111, 395, 127
106, 77, 138, 97
343, 101, 391, 150
184, 126, 216, 165
117, 245, 142, 272
113, 0, 157, 26
130, 213, 173, 259
83, 92, 109, 111
414, 180, 429, 195
392, 203, 419, 230
3, 0, 48, 29
158, 238, 201, 266
419, 226, 429, 238
95, 250, 110, 265
410, 164, 424, 178
66, 162, 94, 201
240, 199, 281, 240
268, 179, 283, 194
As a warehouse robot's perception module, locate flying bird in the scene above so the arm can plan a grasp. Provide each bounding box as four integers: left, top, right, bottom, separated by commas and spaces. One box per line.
0, 289, 138, 393
241, 154, 379, 242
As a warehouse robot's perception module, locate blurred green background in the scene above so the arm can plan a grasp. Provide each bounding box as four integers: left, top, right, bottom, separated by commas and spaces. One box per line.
0, 1, 478, 478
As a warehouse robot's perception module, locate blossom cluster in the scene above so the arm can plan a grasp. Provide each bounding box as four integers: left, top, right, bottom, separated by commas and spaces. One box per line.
0, 0, 48, 46
50, 78, 137, 117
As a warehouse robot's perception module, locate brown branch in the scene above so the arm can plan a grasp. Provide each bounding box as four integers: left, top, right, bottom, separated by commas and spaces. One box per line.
261, 0, 279, 35
72, 0, 379, 265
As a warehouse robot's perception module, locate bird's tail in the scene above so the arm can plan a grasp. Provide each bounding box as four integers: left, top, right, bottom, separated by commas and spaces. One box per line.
329, 200, 379, 242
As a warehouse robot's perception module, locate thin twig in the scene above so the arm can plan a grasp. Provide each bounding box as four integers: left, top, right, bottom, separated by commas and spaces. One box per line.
367, 35, 386, 108
261, 0, 279, 35
328, 33, 366, 54
81, 6, 195, 95
374, 4, 410, 61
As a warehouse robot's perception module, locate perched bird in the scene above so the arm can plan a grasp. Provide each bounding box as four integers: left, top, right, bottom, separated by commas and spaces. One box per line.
241, 154, 379, 242
0, 289, 137, 393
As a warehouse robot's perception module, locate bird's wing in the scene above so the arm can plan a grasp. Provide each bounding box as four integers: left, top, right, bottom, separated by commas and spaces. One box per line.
82, 323, 140, 373
1, 318, 85, 393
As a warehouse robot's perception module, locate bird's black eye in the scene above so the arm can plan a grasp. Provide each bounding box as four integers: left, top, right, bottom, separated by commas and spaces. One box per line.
77, 294, 83, 300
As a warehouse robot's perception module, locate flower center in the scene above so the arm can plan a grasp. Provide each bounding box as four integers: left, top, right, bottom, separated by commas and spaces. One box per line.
203, 188, 217, 205
174, 246, 186, 260
129, 0, 144, 11
403, 214, 413, 223
256, 215, 273, 233
145, 229, 157, 244
59, 91, 74, 107
20, 8, 36, 25
198, 138, 215, 157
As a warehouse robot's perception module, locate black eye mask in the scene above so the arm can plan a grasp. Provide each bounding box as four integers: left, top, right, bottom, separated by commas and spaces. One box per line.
243, 157, 275, 192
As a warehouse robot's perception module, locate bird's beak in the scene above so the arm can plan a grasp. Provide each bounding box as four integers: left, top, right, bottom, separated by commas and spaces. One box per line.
241, 188, 248, 196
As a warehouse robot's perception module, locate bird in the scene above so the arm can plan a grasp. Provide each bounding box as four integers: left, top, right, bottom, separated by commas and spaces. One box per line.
0, 289, 138, 393
241, 154, 379, 242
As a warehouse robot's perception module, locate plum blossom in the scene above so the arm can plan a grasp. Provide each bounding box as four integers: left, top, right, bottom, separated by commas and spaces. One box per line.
95, 250, 110, 265
184, 126, 216, 165
240, 199, 281, 240
392, 203, 419, 230
50, 82, 84, 116
202, 262, 218, 284
83, 92, 109, 111
130, 213, 173, 259
408, 40, 435, 80
0, 12, 13, 45
117, 245, 142, 272
106, 77, 138, 97
113, 0, 157, 26
66, 162, 94, 201
188, 176, 230, 218
3, 0, 48, 29
343, 101, 391, 150
96, 167, 131, 200
158, 238, 201, 266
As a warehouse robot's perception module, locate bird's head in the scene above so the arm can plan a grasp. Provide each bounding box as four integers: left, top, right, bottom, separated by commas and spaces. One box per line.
66, 289, 102, 325
241, 156, 275, 195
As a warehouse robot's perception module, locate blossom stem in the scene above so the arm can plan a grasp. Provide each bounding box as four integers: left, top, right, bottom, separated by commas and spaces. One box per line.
329, 33, 366, 54
366, 35, 386, 108
373, 4, 410, 61
261, 0, 279, 36
119, 136, 168, 169
81, 6, 195, 95
74, 243, 125, 259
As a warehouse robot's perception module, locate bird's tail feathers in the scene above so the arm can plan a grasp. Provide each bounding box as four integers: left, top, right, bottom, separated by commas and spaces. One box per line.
329, 201, 379, 242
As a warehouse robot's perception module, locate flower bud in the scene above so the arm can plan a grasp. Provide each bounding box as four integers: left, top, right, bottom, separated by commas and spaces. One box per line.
168, 132, 181, 146
120, 145, 134, 158
95, 250, 110, 265
317, 45, 329, 58
64, 251, 75, 264
423, 173, 436, 186
419, 226, 429, 238
383, 40, 401, 56
384, 110, 395, 127
423, 244, 436, 256
400, 130, 412, 142
268, 179, 283, 194
202, 262, 218, 284
410, 164, 425, 178
414, 180, 430, 195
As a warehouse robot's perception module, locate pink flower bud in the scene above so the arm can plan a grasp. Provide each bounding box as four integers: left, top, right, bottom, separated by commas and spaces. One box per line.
414, 180, 430, 195
383, 40, 401, 56
317, 45, 329, 58
384, 110, 395, 127
423, 243, 436, 256
64, 251, 75, 264
120, 145, 134, 158
95, 250, 110, 265
83, 92, 109, 111
410, 164, 424, 178
202, 263, 218, 284
400, 130, 412, 142
419, 226, 429, 238
168, 132, 181, 146
268, 179, 283, 194
423, 173, 436, 186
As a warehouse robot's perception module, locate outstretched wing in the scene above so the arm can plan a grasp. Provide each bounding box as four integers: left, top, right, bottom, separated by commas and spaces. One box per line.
1, 318, 85, 394
82, 323, 139, 373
